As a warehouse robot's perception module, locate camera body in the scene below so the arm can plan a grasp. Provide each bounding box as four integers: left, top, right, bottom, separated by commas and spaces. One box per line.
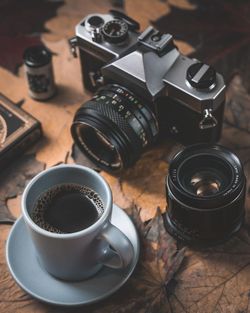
71, 11, 225, 145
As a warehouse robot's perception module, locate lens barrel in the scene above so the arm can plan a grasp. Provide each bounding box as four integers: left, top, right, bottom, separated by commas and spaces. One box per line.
165, 144, 246, 246
71, 85, 158, 172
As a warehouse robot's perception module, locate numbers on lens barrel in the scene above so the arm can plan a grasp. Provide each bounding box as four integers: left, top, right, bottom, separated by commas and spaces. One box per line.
118, 104, 124, 112
97, 92, 148, 147
112, 91, 148, 147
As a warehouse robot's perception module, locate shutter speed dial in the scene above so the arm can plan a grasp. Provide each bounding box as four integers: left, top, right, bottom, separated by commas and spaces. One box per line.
102, 19, 129, 43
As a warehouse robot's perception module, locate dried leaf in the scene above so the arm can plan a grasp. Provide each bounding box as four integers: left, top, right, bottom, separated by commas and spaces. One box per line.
0, 154, 44, 224
102, 142, 172, 222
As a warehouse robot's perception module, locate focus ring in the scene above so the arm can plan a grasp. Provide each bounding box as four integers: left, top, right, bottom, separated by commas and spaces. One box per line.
83, 100, 143, 149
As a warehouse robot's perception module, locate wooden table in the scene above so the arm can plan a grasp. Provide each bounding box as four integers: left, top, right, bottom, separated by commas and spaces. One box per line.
1, 0, 250, 312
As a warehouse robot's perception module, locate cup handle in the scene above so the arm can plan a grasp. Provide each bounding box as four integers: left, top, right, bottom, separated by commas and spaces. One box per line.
99, 222, 134, 269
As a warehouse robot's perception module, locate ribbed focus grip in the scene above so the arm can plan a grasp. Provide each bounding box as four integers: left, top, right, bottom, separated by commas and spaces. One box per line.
83, 100, 143, 148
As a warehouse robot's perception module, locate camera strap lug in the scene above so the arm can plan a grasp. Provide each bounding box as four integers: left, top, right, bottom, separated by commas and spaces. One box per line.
68, 36, 78, 58
199, 109, 218, 130
89, 72, 104, 88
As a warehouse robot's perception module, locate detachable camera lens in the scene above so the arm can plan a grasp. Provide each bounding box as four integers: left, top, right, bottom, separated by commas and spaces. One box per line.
71, 84, 159, 172
165, 144, 246, 246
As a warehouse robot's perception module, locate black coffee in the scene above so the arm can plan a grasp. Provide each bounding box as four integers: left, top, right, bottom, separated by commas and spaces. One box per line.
31, 183, 104, 233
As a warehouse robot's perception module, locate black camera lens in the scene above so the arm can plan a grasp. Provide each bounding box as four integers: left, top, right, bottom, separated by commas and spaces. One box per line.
165, 144, 246, 246
71, 84, 159, 172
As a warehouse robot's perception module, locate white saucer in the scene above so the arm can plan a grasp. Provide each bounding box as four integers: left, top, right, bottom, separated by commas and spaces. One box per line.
6, 204, 139, 307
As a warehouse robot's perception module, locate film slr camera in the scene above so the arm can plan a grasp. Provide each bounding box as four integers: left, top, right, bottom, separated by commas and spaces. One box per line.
70, 11, 226, 173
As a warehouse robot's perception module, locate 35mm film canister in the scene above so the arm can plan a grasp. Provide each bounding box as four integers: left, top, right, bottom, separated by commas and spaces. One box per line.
23, 45, 56, 101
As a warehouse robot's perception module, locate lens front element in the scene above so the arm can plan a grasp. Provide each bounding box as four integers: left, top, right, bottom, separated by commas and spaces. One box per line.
75, 123, 122, 169
190, 171, 221, 197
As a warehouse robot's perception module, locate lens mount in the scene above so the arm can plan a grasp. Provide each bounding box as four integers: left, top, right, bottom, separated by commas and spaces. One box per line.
71, 84, 158, 172
165, 144, 246, 246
